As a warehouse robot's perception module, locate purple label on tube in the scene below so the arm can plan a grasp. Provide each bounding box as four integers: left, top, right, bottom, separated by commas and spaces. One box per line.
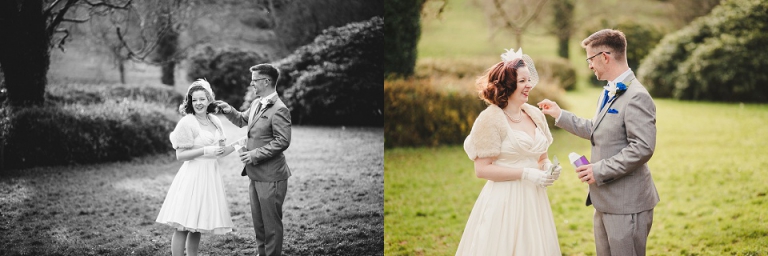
573, 156, 589, 167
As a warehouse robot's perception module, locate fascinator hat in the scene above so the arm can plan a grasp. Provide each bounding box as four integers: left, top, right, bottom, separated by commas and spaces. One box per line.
500, 48, 539, 88
187, 78, 215, 99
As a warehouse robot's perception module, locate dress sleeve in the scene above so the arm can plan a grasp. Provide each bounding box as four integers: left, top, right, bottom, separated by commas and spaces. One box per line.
464, 106, 507, 160
169, 116, 197, 150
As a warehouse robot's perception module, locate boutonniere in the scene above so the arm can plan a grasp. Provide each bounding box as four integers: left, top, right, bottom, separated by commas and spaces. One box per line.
606, 79, 632, 99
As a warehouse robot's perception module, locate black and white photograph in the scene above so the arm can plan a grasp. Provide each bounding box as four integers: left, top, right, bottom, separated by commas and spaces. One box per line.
0, 1, 383, 255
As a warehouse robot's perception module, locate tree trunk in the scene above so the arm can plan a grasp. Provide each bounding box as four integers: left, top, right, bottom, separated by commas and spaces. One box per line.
118, 60, 126, 84
558, 37, 569, 59
0, 1, 50, 107
155, 6, 179, 86
161, 60, 175, 85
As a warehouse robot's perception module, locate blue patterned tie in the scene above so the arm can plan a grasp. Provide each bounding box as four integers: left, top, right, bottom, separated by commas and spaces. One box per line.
599, 89, 609, 112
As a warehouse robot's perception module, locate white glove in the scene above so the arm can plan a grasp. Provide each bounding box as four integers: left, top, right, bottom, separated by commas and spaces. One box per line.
522, 168, 555, 187
541, 162, 562, 181
203, 146, 220, 157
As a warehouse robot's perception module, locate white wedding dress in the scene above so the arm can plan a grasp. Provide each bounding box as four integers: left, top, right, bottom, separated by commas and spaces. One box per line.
156, 120, 234, 234
456, 124, 561, 255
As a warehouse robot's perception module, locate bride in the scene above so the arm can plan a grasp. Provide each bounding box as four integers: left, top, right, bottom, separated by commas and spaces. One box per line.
457, 48, 562, 255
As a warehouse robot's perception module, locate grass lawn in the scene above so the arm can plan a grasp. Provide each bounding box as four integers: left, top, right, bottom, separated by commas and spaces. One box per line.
384, 86, 768, 255
0, 122, 383, 255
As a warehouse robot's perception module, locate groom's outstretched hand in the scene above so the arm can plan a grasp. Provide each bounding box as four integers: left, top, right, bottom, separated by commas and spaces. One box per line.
576, 164, 596, 185
215, 101, 233, 114
537, 99, 562, 120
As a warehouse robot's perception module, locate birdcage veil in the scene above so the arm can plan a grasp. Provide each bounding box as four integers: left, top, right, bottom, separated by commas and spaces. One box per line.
500, 48, 539, 88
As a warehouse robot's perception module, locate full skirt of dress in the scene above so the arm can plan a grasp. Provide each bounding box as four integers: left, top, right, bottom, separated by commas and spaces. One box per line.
156, 158, 234, 234
456, 127, 561, 255
455, 180, 561, 255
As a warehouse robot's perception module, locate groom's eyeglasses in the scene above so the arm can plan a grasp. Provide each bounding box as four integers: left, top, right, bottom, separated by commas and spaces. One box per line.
586, 52, 610, 64
252, 78, 269, 83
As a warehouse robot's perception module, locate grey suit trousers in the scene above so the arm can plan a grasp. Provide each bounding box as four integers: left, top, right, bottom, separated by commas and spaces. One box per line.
250, 179, 288, 256
594, 209, 654, 256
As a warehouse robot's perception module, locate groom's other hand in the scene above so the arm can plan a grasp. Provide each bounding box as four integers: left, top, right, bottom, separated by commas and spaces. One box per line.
537, 99, 562, 119
576, 164, 596, 184
239, 150, 253, 164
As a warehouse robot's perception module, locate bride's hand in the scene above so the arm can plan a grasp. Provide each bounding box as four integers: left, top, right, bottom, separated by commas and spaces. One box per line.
522, 168, 555, 187
541, 162, 562, 181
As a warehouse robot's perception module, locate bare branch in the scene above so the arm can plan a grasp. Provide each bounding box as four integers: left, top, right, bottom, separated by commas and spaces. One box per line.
521, 0, 548, 30
54, 28, 71, 52
115, 26, 160, 62
47, 0, 79, 37
82, 0, 132, 9
63, 18, 90, 23
44, 0, 66, 17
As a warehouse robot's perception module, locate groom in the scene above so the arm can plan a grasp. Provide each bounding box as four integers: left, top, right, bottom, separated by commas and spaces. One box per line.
538, 29, 659, 255
217, 63, 291, 256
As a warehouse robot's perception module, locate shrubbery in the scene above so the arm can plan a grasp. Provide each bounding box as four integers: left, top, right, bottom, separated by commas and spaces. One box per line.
536, 57, 577, 91
638, 0, 768, 102
186, 46, 271, 109
273, 16, 383, 126
1, 83, 179, 170
385, 78, 485, 148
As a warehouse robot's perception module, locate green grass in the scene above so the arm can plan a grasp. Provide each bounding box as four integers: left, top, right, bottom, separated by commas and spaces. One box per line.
1, 124, 383, 255
384, 86, 768, 255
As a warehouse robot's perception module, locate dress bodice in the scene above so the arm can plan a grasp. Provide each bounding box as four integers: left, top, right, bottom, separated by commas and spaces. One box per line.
493, 124, 548, 169
194, 127, 222, 147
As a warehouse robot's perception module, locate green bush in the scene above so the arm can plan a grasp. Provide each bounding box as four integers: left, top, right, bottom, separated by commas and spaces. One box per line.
384, 0, 425, 78
536, 57, 577, 91
187, 46, 271, 109
582, 19, 665, 86
0, 99, 176, 170
385, 78, 484, 148
639, 0, 768, 102
272, 16, 383, 126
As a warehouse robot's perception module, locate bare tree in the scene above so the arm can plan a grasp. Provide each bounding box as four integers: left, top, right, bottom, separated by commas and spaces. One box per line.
475, 0, 549, 48
550, 0, 574, 59
0, 0, 132, 107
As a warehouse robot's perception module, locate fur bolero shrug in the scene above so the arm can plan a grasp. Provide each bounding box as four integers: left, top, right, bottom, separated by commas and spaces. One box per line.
169, 114, 225, 150
463, 103, 553, 160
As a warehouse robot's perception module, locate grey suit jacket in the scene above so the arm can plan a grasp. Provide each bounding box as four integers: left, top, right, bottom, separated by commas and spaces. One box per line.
224, 96, 292, 182
556, 72, 660, 214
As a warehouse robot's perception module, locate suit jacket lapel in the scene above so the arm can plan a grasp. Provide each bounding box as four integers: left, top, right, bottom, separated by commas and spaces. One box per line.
247, 98, 275, 130
591, 73, 636, 136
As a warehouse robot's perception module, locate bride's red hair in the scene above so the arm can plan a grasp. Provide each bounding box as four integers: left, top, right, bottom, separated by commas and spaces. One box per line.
477, 59, 525, 109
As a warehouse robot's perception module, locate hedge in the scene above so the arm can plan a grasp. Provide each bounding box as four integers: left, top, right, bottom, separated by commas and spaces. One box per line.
638, 0, 768, 102
0, 83, 180, 170
274, 16, 383, 126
